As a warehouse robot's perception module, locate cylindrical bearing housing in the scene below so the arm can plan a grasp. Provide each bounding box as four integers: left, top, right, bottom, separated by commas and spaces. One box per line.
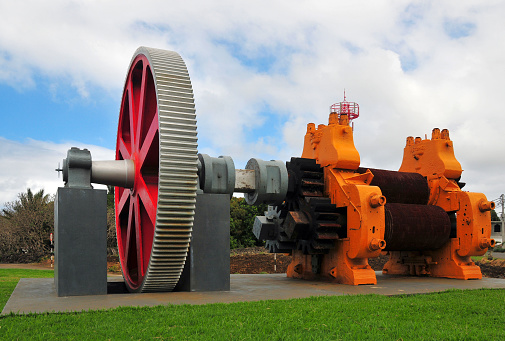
244, 158, 288, 206
198, 154, 235, 195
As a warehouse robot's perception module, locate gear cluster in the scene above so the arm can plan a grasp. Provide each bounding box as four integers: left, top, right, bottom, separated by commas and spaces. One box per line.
259, 158, 346, 255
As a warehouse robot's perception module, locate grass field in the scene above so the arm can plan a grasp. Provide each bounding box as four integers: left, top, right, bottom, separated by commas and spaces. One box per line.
0, 269, 53, 310
1, 269, 504, 340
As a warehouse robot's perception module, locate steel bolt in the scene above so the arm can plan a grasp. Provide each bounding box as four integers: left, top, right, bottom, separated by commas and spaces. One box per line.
478, 199, 495, 212
369, 193, 386, 208
369, 238, 386, 251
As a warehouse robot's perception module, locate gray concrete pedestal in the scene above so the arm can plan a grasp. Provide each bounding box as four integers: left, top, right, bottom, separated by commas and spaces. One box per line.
176, 193, 230, 291
54, 187, 107, 296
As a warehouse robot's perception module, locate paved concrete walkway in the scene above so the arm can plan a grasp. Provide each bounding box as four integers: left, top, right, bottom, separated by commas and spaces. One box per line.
3, 273, 505, 315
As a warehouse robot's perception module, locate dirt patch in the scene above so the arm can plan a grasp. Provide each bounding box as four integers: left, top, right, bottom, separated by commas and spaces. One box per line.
368, 254, 389, 271
1, 256, 123, 275
37, 258, 53, 268
106, 256, 122, 274
12, 248, 503, 279
230, 249, 505, 279
230, 246, 268, 256
475, 258, 505, 279
230, 253, 292, 274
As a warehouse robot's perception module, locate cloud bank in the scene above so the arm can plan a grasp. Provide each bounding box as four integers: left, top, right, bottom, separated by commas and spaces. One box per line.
0, 0, 504, 204
0, 138, 113, 206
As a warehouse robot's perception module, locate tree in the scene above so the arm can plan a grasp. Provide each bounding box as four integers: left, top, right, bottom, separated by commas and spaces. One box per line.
0, 188, 54, 262
106, 186, 118, 255
491, 209, 500, 221
106, 185, 115, 210
2, 188, 51, 218
229, 197, 267, 249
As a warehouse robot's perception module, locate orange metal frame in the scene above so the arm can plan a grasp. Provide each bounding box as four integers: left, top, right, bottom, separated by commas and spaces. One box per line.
384, 128, 495, 279
287, 113, 495, 285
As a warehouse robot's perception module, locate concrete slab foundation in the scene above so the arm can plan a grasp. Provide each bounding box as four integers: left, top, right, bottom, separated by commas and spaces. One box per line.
3, 273, 505, 315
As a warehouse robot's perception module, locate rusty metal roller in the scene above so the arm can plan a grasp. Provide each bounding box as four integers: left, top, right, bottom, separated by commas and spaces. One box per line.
357, 168, 429, 205
384, 203, 451, 251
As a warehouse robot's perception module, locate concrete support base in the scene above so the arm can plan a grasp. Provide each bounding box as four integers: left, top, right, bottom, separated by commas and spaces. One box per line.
54, 187, 107, 296
176, 193, 230, 291
4, 274, 505, 315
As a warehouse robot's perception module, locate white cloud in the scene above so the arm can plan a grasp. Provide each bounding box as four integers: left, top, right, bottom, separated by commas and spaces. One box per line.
0, 1, 504, 203
0, 138, 113, 206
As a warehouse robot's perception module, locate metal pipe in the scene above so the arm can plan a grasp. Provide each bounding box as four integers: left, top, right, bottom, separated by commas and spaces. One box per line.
235, 169, 256, 193
91, 160, 135, 188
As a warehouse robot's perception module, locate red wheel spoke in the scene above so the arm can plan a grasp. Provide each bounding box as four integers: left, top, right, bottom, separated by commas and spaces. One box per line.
135, 63, 148, 147
137, 177, 157, 225
124, 198, 134, 269
139, 114, 158, 167
127, 83, 137, 151
117, 189, 130, 215
133, 197, 143, 277
118, 137, 131, 160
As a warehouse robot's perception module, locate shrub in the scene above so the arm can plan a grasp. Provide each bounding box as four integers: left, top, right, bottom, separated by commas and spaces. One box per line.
0, 189, 54, 263
229, 197, 267, 249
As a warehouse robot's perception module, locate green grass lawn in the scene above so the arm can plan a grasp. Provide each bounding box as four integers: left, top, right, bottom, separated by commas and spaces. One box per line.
0, 269, 504, 340
472, 256, 486, 262
0, 269, 53, 310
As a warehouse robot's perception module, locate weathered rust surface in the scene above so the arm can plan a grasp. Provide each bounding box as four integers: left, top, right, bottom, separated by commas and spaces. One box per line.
284, 211, 310, 239
384, 203, 450, 251
234, 169, 256, 193
357, 168, 430, 205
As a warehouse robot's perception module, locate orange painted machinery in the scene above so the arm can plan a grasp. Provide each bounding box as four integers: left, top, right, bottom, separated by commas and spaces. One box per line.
256, 96, 495, 285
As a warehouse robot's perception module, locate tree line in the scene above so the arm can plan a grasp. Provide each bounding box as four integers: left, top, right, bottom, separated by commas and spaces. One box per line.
2, 188, 503, 263
0, 188, 266, 263
0, 189, 54, 262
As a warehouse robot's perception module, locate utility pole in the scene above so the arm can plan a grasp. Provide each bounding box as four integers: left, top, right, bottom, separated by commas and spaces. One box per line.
492, 194, 505, 247
501, 194, 505, 247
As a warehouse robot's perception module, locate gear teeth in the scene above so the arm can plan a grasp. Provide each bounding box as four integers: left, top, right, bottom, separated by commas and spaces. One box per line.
310, 240, 334, 250
289, 157, 322, 172
301, 172, 324, 182
297, 240, 331, 255
300, 178, 324, 187
314, 211, 340, 220
299, 170, 324, 197
315, 232, 340, 240
305, 197, 331, 205
272, 158, 347, 255
300, 189, 323, 198
119, 47, 198, 293
265, 240, 295, 254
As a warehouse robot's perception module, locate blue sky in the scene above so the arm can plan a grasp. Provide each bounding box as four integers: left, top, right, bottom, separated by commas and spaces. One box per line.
1, 81, 118, 147
0, 0, 504, 207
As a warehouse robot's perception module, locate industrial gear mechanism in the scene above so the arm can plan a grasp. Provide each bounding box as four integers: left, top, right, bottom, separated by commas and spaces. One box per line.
57, 47, 495, 293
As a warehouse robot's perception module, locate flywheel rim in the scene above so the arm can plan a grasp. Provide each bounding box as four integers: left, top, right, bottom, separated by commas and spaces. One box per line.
115, 47, 198, 292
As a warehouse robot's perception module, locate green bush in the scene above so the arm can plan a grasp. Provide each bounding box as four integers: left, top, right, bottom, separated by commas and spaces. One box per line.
229, 197, 267, 249
0, 189, 54, 263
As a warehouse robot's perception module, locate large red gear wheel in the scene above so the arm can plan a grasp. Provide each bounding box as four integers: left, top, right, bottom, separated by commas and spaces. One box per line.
115, 47, 198, 292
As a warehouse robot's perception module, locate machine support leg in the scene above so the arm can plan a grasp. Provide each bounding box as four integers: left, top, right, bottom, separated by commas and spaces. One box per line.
287, 240, 377, 285
54, 187, 107, 296
383, 239, 482, 280
176, 193, 230, 291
